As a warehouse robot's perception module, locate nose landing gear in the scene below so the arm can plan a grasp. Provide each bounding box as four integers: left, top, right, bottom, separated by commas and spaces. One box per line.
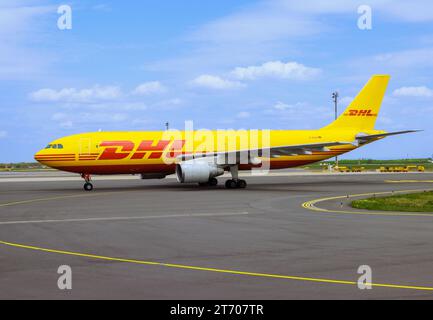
84, 182, 93, 191
81, 173, 94, 191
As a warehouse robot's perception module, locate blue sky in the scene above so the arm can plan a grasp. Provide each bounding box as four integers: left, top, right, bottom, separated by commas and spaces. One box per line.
1, 0, 433, 162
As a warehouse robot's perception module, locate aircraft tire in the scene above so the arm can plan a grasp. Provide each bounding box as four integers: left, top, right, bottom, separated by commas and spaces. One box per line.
237, 179, 247, 189
225, 179, 237, 189
209, 178, 218, 186
84, 182, 94, 191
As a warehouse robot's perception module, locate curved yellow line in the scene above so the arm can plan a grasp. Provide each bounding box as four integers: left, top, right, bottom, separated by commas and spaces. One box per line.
302, 189, 433, 217
385, 180, 433, 183
1, 240, 433, 291
2, 190, 433, 292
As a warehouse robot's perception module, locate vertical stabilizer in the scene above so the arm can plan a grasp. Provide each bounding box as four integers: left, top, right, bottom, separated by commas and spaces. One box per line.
324, 75, 390, 130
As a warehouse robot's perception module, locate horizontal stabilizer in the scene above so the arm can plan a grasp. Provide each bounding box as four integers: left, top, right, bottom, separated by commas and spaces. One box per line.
356, 130, 421, 142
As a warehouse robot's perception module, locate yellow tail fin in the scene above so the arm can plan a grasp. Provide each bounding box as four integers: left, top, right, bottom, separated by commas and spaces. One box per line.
324, 75, 390, 130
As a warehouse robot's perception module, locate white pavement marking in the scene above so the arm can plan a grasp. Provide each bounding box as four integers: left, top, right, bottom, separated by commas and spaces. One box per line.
0, 212, 249, 225
0, 171, 429, 183
0, 176, 141, 183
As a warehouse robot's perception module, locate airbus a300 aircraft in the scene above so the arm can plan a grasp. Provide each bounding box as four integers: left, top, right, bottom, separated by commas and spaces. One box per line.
35, 75, 418, 191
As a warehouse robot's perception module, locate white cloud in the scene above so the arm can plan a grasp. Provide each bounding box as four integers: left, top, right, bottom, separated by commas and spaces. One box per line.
0, 130, 7, 138
0, 4, 52, 35
346, 48, 433, 77
30, 86, 123, 103
189, 60, 318, 92
132, 81, 167, 95
31, 82, 169, 103
154, 98, 183, 110
339, 96, 354, 106
188, 0, 433, 50
373, 48, 433, 69
232, 61, 321, 81
278, 0, 433, 22
379, 0, 433, 22
132, 118, 151, 126
85, 102, 148, 111
273, 101, 291, 110
236, 111, 250, 119
264, 101, 333, 125
191, 75, 245, 90
189, 2, 323, 44
51, 113, 67, 121
393, 86, 433, 98
59, 121, 73, 129
51, 113, 73, 129
377, 116, 394, 125
50, 112, 129, 129
149, 0, 433, 76
0, 3, 55, 80
272, 101, 306, 111
92, 4, 112, 12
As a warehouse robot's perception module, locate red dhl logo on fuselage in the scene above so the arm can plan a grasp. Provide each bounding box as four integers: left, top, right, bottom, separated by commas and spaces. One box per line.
344, 109, 377, 117
98, 140, 186, 160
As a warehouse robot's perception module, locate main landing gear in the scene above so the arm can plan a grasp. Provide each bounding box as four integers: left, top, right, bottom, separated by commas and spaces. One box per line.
225, 179, 247, 189
225, 166, 247, 189
81, 173, 93, 191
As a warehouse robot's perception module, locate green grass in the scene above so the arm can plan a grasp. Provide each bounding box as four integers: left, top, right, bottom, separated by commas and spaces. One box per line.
352, 191, 433, 212
0, 162, 51, 172
303, 158, 433, 171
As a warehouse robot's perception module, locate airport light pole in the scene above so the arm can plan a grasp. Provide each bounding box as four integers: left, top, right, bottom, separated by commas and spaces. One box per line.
332, 92, 339, 169
165, 122, 169, 131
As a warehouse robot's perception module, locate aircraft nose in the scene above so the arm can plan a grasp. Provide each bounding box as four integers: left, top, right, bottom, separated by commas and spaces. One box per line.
34, 149, 47, 164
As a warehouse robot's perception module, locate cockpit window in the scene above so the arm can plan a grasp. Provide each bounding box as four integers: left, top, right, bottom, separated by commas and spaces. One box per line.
45, 144, 64, 149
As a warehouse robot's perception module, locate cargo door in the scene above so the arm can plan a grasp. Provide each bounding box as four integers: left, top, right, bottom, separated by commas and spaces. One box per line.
79, 138, 91, 155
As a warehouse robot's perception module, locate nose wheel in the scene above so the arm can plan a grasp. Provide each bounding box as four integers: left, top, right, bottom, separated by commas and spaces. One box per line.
81, 173, 94, 191
84, 182, 94, 191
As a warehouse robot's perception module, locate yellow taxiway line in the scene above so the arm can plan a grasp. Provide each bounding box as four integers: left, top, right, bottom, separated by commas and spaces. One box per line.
385, 180, 433, 183
1, 240, 433, 292
1, 191, 433, 292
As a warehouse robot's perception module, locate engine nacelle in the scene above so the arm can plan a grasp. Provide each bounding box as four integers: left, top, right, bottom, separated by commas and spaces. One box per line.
176, 161, 224, 183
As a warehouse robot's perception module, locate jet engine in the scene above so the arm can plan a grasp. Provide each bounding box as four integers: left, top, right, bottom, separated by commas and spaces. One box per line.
176, 160, 224, 183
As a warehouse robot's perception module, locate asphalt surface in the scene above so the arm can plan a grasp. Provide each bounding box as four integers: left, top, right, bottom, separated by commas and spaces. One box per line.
1, 172, 433, 299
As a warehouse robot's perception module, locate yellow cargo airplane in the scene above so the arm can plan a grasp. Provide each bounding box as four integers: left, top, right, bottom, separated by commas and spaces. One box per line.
35, 75, 418, 191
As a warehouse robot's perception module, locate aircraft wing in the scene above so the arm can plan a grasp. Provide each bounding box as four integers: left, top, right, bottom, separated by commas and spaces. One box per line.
177, 141, 355, 163
356, 130, 421, 143
265, 141, 354, 157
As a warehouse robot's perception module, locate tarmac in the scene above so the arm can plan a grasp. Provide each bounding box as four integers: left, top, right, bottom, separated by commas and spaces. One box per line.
1, 170, 433, 299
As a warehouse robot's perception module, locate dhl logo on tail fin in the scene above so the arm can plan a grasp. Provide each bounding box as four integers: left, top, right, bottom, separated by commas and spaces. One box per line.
324, 75, 390, 130
344, 109, 377, 117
